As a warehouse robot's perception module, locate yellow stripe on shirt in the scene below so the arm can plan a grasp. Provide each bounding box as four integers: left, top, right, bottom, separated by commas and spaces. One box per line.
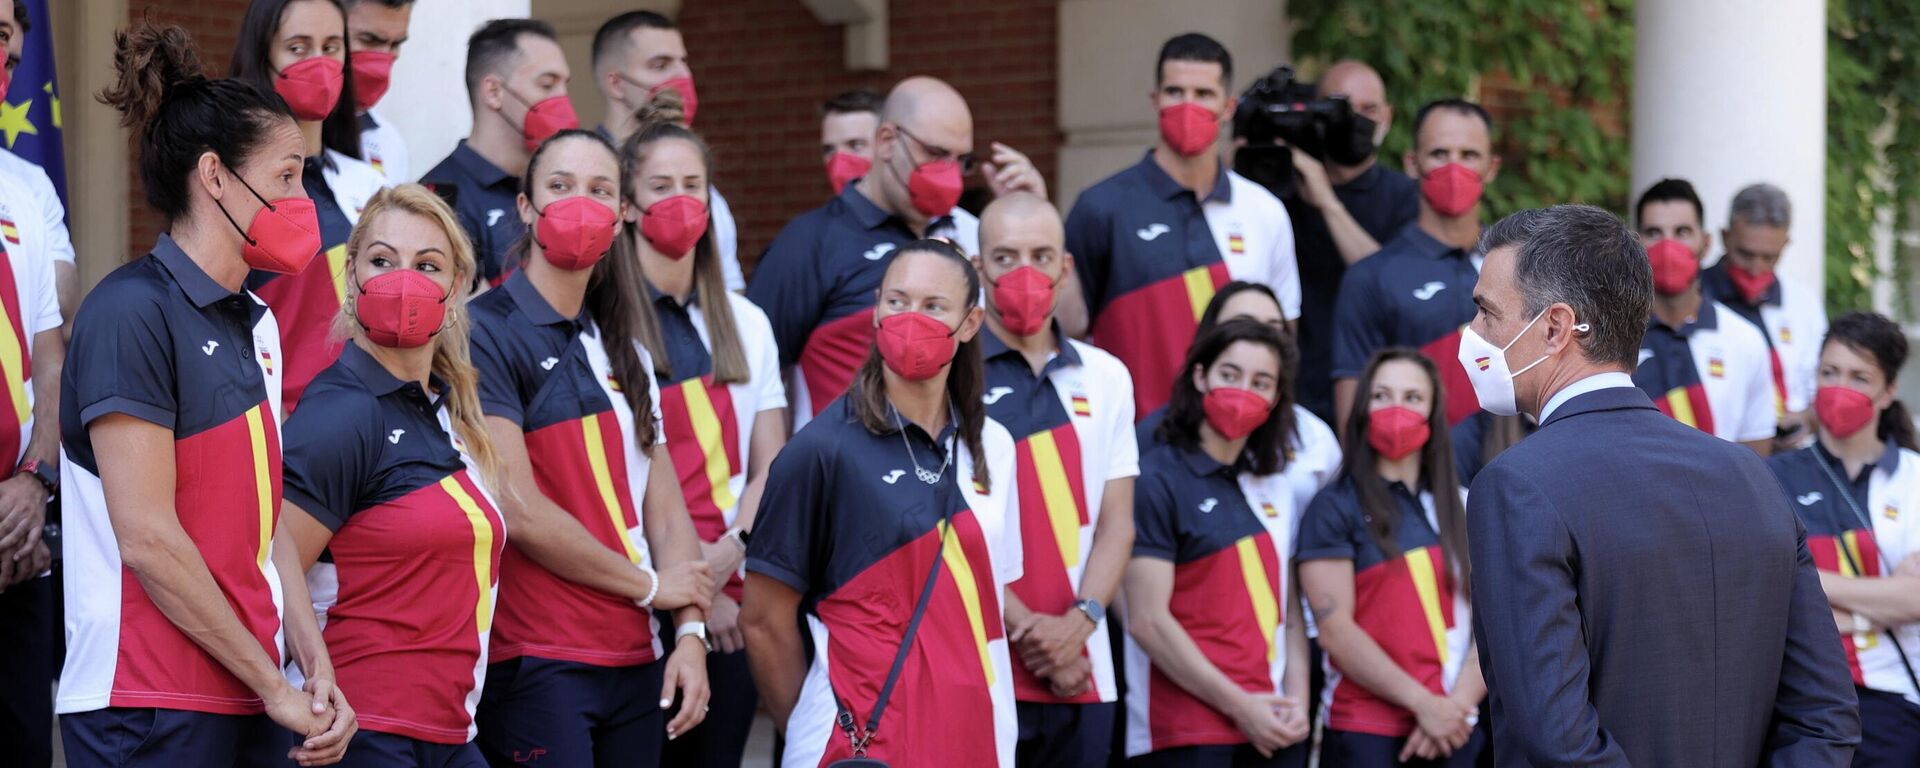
1027, 430, 1081, 569
938, 520, 996, 687
1405, 547, 1450, 668
1236, 536, 1279, 662
682, 381, 737, 511
582, 414, 642, 563
441, 476, 497, 633
245, 406, 273, 568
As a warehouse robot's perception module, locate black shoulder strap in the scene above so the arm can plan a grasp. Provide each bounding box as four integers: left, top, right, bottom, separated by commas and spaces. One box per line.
834, 507, 952, 757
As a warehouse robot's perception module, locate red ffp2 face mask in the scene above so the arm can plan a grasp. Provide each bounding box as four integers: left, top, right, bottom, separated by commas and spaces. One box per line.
640, 195, 709, 260
355, 268, 450, 349
1420, 162, 1484, 217
876, 311, 960, 381
275, 56, 345, 122
1202, 386, 1272, 440
988, 266, 1057, 337
1158, 103, 1220, 157
350, 51, 396, 113
826, 151, 872, 195
534, 196, 619, 271
1367, 406, 1432, 461
1816, 386, 1878, 439
1646, 239, 1701, 296
517, 93, 580, 152
1727, 263, 1778, 305
215, 167, 321, 275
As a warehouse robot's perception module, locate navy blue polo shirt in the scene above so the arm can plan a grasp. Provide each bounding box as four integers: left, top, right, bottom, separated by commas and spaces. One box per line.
1330, 225, 1480, 424
283, 342, 465, 526
420, 140, 520, 284
1127, 443, 1290, 753
58, 233, 287, 715
1292, 163, 1420, 422
745, 183, 957, 421
1450, 411, 1537, 486
279, 341, 505, 744
1296, 475, 1470, 737
744, 393, 1019, 765
468, 270, 669, 668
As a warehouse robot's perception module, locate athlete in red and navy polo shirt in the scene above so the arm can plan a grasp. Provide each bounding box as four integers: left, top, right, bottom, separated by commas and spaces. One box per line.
970, 195, 1139, 767
230, 0, 388, 414
279, 187, 506, 767
751, 76, 1052, 427
1125, 318, 1309, 767
617, 111, 789, 768
743, 240, 1022, 767
62, 29, 353, 765
1068, 33, 1300, 421
1768, 312, 1920, 764
468, 131, 711, 766
1299, 350, 1482, 766
1330, 100, 1501, 433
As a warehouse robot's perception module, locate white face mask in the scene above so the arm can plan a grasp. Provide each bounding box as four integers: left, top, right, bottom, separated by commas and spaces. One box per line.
1456, 311, 1586, 416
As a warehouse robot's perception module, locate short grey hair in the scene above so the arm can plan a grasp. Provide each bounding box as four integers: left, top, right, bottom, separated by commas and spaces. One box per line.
1477, 204, 1651, 368
1730, 183, 1792, 228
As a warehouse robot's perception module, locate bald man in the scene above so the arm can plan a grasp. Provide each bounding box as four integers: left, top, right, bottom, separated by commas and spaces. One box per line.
1286, 59, 1420, 423
972, 194, 1138, 768
748, 76, 1049, 430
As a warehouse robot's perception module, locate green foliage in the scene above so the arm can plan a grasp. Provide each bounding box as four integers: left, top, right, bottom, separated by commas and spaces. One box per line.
1826, 0, 1920, 316
1287, 0, 1635, 218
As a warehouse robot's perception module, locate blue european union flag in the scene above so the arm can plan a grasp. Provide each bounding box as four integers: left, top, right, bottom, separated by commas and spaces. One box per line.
2, 0, 64, 209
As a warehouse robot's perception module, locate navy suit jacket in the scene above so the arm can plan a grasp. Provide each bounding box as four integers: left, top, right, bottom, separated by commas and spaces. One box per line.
1468, 385, 1859, 767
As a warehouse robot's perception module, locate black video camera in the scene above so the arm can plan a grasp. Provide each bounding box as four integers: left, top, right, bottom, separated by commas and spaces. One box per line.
1231, 65, 1379, 199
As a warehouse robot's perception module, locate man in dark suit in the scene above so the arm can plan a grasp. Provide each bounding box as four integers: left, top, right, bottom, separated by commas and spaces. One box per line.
1458, 204, 1859, 766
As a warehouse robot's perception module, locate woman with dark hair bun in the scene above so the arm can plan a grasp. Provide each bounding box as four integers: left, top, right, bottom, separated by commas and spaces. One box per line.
1767, 311, 1920, 765
741, 238, 1022, 767
61, 21, 355, 767
231, 0, 390, 414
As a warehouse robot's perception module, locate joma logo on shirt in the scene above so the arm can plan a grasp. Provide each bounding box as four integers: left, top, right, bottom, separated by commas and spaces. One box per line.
1796, 492, 1823, 506
983, 387, 1013, 405
201, 340, 220, 356
388, 429, 405, 444
1198, 498, 1218, 514
1413, 282, 1446, 301
863, 242, 897, 262
881, 469, 906, 485
1136, 223, 1170, 241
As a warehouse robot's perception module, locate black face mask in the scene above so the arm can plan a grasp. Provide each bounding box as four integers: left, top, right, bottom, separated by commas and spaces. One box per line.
1327, 113, 1379, 167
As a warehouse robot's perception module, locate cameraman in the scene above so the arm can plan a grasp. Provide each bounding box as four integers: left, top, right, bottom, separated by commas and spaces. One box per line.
1275, 61, 1419, 422
1066, 32, 1301, 421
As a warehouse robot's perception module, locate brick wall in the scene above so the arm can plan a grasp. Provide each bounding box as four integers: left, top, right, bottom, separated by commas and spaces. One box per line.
679, 0, 1061, 277
124, 1, 248, 259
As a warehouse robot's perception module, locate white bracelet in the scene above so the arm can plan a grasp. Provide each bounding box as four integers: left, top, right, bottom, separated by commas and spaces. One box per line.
724, 526, 747, 551
637, 563, 660, 609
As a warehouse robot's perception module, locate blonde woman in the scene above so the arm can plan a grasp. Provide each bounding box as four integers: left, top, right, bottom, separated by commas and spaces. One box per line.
278, 185, 507, 767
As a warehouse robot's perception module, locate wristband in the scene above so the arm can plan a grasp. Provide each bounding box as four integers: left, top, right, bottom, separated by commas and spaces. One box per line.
676, 621, 711, 652
636, 564, 660, 609
724, 527, 747, 551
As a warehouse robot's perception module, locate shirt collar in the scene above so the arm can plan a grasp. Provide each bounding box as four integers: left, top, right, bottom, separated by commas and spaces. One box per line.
358, 111, 379, 131
336, 341, 446, 402
450, 140, 514, 189
837, 180, 955, 234
1135, 150, 1232, 203
504, 270, 586, 328
1176, 443, 1237, 479
152, 234, 241, 308
980, 322, 1081, 369
1396, 225, 1469, 262
1814, 437, 1904, 482
1650, 299, 1720, 336
1538, 371, 1637, 423
644, 279, 698, 310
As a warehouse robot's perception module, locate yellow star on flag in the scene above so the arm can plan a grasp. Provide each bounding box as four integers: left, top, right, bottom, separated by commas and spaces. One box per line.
0, 99, 37, 147
44, 83, 59, 130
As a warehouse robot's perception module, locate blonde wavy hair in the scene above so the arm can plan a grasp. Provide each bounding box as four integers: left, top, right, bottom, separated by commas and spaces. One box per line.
334, 184, 505, 494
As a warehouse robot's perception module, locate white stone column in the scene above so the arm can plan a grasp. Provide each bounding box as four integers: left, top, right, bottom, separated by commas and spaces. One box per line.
382, 0, 532, 178
1630, 0, 1826, 295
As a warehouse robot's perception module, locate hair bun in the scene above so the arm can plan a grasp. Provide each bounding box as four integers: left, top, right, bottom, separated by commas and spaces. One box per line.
632, 88, 688, 132
98, 22, 207, 132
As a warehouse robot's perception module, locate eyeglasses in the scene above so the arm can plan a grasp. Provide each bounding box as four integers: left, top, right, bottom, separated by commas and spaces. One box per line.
895, 125, 978, 175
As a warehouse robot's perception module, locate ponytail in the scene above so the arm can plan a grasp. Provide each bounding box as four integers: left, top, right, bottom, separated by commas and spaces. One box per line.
1883, 402, 1919, 452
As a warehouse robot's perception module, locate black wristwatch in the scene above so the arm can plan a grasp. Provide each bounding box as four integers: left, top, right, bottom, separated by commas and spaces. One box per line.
17, 458, 54, 495
1073, 598, 1105, 625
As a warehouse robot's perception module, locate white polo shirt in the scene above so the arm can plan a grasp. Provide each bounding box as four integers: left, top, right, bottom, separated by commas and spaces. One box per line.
0, 152, 65, 463
1633, 300, 1776, 443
